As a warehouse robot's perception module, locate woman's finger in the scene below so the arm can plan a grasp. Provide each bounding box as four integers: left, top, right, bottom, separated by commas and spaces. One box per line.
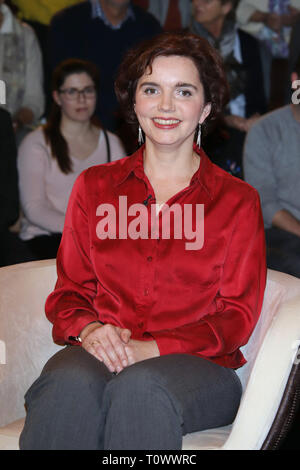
105, 326, 131, 368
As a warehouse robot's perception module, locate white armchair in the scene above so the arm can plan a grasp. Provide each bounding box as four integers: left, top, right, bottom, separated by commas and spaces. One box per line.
0, 260, 299, 450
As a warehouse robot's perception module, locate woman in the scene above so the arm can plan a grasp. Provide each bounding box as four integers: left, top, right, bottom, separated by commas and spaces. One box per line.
20, 32, 266, 450
17, 58, 125, 261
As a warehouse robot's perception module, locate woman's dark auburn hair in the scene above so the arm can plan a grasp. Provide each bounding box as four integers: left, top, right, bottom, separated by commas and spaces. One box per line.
43, 59, 100, 174
115, 31, 230, 129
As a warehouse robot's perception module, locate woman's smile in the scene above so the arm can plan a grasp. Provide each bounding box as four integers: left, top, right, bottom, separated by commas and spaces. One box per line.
152, 117, 182, 129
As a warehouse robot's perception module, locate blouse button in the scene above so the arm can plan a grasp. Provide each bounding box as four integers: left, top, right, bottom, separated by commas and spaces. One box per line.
147, 256, 153, 262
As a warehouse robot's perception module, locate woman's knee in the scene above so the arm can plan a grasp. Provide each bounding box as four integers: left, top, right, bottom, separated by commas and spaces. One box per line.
104, 357, 182, 414
25, 346, 112, 407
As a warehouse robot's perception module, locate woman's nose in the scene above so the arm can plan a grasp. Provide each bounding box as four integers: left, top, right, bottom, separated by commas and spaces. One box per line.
158, 91, 175, 112
77, 90, 87, 102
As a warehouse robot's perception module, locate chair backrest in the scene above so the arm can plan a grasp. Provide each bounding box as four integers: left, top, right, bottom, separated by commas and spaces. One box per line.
236, 269, 300, 389
0, 259, 60, 426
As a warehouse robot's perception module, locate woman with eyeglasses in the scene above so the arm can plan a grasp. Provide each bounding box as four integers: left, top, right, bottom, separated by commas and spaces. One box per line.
17, 58, 125, 261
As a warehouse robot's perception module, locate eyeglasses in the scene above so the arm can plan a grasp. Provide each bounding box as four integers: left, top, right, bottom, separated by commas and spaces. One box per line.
58, 86, 96, 100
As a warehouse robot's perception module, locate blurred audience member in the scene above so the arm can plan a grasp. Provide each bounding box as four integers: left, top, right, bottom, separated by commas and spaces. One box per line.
10, 1, 83, 114
243, 56, 300, 278
49, 0, 162, 147
132, 0, 192, 30
17, 59, 125, 262
237, 0, 300, 103
191, 0, 266, 177
0, 0, 45, 144
0, 108, 19, 266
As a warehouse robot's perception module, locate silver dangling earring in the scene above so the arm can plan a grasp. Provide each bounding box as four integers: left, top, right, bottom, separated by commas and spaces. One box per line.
196, 123, 201, 148
138, 125, 144, 146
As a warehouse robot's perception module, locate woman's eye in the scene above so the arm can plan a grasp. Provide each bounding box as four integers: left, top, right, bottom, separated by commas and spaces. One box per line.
68, 88, 77, 96
144, 87, 158, 95
178, 89, 192, 97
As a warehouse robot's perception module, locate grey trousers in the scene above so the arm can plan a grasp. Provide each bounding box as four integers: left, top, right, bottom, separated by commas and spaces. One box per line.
19, 346, 242, 450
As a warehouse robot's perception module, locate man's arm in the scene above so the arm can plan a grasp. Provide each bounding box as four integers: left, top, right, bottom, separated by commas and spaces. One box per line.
243, 118, 281, 229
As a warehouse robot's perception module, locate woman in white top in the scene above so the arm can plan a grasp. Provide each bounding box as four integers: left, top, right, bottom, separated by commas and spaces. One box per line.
17, 58, 125, 260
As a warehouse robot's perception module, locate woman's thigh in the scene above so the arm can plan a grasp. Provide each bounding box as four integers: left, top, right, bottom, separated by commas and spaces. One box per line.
20, 346, 114, 450
105, 354, 242, 438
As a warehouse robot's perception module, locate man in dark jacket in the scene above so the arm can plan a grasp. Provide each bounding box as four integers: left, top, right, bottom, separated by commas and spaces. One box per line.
49, 0, 162, 143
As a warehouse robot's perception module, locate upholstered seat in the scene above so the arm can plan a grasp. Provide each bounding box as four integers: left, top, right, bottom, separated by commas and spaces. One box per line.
0, 260, 299, 450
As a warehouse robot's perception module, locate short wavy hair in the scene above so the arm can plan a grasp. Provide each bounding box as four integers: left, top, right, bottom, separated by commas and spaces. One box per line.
115, 31, 229, 129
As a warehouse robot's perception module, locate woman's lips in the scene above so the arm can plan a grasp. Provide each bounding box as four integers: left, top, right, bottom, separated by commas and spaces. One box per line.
152, 117, 181, 129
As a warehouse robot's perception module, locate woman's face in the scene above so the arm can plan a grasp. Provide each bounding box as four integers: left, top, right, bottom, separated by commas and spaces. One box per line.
134, 55, 211, 150
53, 72, 97, 123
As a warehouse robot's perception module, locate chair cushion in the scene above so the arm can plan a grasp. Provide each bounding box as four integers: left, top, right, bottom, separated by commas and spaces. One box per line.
0, 418, 231, 451
182, 425, 232, 450
0, 418, 24, 450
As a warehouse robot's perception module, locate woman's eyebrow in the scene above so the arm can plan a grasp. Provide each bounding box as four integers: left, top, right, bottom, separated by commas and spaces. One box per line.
138, 81, 159, 88
139, 81, 199, 90
175, 82, 198, 90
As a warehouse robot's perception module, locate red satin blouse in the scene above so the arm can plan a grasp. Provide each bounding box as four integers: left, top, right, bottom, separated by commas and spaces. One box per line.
45, 145, 267, 369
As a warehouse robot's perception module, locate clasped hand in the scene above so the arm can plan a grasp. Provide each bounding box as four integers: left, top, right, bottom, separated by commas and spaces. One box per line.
81, 323, 159, 374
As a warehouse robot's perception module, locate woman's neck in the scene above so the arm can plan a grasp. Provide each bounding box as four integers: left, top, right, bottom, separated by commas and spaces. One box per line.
143, 139, 200, 183
60, 115, 94, 140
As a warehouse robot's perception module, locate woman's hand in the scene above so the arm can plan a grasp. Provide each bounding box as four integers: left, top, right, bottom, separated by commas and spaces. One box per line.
81, 323, 132, 373
125, 339, 160, 366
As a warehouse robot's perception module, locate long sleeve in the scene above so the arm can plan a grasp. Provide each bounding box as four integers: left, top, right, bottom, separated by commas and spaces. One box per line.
45, 171, 99, 344
17, 130, 65, 234
236, 0, 267, 26
243, 119, 280, 228
147, 190, 266, 365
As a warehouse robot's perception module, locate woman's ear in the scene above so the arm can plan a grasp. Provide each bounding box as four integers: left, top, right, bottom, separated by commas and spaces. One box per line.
52, 90, 61, 107
199, 102, 212, 125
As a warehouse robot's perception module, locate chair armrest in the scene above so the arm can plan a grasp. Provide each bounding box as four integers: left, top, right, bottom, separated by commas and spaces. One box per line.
223, 296, 300, 450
